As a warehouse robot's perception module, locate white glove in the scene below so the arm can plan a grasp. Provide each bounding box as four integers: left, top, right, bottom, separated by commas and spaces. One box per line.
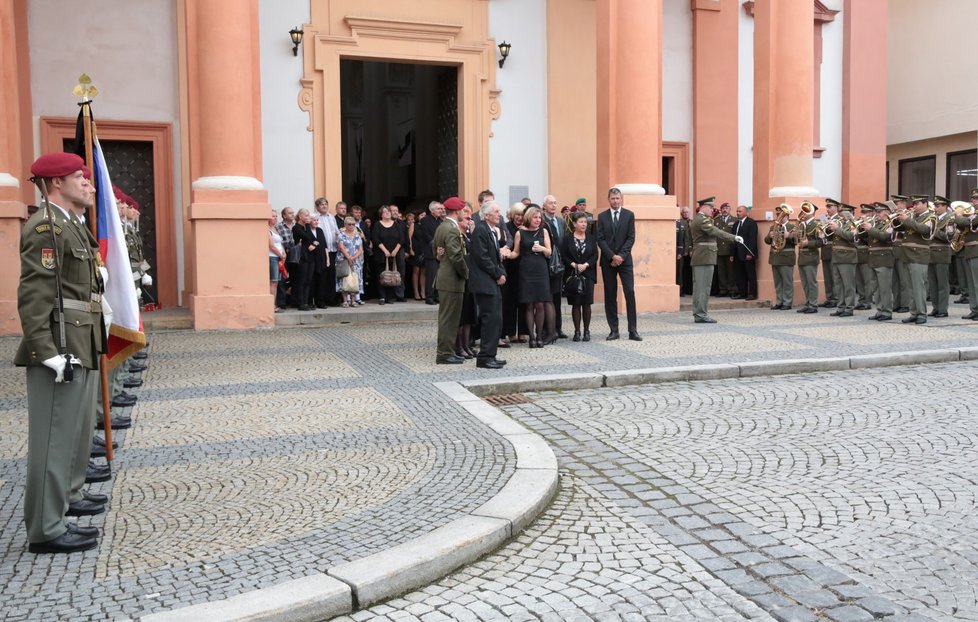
42, 355, 67, 383
98, 266, 109, 286
141, 273, 153, 286
102, 297, 114, 331
136, 287, 142, 299
734, 235, 744, 244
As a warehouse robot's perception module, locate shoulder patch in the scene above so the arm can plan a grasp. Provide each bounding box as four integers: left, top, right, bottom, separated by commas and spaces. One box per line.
34, 223, 63, 235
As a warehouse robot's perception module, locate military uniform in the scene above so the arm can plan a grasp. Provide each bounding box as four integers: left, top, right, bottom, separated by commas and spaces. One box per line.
819, 199, 841, 307
899, 197, 935, 323
763, 218, 796, 309
796, 210, 824, 312
17, 156, 105, 551
434, 198, 469, 360
954, 193, 978, 320
866, 203, 895, 320
713, 211, 736, 296
855, 204, 876, 309
690, 198, 738, 323
927, 198, 953, 317
890, 195, 912, 312
828, 206, 858, 316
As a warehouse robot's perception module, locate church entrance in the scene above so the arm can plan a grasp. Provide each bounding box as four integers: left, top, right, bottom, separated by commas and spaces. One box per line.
339, 60, 458, 219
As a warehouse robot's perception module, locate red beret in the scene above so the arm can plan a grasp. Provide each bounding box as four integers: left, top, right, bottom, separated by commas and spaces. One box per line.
128, 197, 140, 212
443, 197, 465, 212
82, 165, 92, 179
30, 152, 85, 179
113, 185, 125, 200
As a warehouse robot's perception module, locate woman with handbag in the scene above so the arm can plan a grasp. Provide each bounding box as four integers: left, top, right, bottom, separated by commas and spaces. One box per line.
291, 208, 319, 311
371, 205, 403, 305
336, 216, 364, 307
562, 211, 598, 341
509, 206, 552, 348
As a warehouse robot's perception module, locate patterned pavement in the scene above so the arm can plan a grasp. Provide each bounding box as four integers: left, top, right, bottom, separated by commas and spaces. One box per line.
0, 306, 976, 620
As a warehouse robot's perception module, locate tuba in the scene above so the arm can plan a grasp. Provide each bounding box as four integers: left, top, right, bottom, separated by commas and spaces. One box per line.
771, 203, 793, 251
951, 204, 976, 252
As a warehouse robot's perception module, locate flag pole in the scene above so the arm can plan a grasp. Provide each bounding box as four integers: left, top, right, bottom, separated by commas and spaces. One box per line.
78, 86, 114, 463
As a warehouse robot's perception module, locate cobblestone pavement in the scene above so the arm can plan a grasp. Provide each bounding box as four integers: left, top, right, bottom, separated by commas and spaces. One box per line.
0, 307, 976, 620
340, 360, 978, 622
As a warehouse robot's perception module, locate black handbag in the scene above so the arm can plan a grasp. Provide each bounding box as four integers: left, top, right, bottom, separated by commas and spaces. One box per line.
563, 273, 585, 298
548, 237, 564, 276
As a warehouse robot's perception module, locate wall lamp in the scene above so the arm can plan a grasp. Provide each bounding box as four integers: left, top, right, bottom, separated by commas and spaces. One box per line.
497, 41, 511, 68
290, 27, 304, 56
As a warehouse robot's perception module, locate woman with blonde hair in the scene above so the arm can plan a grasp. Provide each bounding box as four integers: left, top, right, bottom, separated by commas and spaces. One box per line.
509, 205, 552, 348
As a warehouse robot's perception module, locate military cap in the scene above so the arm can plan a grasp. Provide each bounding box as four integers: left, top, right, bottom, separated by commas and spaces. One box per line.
910, 194, 930, 204
933, 195, 949, 205
859, 203, 875, 214
696, 196, 716, 207
575, 197, 586, 205
890, 194, 909, 202
839, 203, 856, 212
824, 198, 842, 207
873, 202, 890, 211
30, 152, 86, 179
971, 188, 978, 199
443, 197, 465, 212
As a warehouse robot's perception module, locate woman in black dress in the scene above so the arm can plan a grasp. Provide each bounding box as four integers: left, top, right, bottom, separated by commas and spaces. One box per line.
503, 204, 529, 344
510, 206, 552, 348
291, 208, 319, 311
562, 211, 598, 341
371, 205, 403, 304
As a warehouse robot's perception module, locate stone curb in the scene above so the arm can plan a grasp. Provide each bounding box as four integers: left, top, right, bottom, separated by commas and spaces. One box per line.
138, 381, 559, 621
458, 347, 977, 397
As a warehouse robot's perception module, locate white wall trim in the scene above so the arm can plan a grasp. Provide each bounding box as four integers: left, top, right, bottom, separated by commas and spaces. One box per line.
0, 173, 20, 188
769, 186, 820, 198
614, 183, 666, 196
192, 176, 265, 191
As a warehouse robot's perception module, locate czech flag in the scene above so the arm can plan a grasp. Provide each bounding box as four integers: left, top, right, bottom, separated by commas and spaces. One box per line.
92, 138, 146, 367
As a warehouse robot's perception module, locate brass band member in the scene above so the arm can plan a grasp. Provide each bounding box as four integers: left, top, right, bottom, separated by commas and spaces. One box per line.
690, 197, 743, 324
795, 201, 823, 313
890, 194, 912, 313
819, 198, 841, 307
863, 202, 895, 321
954, 190, 978, 320
896, 195, 936, 324
764, 203, 795, 310
825, 203, 858, 316
927, 196, 953, 318
855, 203, 876, 310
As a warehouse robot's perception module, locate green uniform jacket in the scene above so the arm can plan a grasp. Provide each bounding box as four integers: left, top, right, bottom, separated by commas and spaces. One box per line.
15, 204, 104, 369
434, 219, 469, 293
797, 219, 824, 266
930, 212, 953, 265
690, 213, 737, 266
901, 211, 934, 265
831, 218, 859, 264
714, 215, 735, 256
953, 215, 978, 260
764, 222, 797, 266
126, 226, 143, 279
867, 221, 894, 268
856, 229, 870, 264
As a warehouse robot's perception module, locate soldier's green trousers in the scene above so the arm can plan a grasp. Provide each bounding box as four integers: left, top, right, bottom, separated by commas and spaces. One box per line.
955, 255, 970, 298
963, 256, 978, 315
692, 265, 715, 320
772, 265, 794, 307
822, 258, 836, 302
858, 263, 877, 306
798, 264, 819, 308
25, 365, 97, 543
907, 262, 929, 318
436, 291, 464, 357
928, 263, 950, 315
893, 259, 911, 309
835, 263, 857, 311
873, 266, 893, 316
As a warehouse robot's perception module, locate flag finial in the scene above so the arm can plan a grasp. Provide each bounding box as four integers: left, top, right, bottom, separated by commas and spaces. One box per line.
73, 73, 99, 102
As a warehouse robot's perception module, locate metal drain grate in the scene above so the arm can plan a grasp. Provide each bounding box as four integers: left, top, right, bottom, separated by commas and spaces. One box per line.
484, 393, 530, 406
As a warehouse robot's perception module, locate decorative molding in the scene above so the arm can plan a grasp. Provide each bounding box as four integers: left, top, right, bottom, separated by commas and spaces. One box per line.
344, 16, 463, 40
0, 173, 19, 188
298, 77, 315, 132
742, 1, 839, 22
769, 186, 820, 198
614, 183, 666, 196
691, 0, 722, 12
191, 176, 265, 191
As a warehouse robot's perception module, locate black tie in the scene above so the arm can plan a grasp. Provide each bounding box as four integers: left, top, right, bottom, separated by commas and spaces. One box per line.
613, 211, 619, 233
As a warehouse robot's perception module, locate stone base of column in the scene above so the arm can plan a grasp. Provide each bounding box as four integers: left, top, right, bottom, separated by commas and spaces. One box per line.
0, 199, 27, 335
595, 193, 680, 313
187, 189, 274, 330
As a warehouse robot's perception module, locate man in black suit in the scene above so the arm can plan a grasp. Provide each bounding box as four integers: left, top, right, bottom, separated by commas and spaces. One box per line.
542, 194, 568, 339
596, 187, 641, 341
417, 201, 443, 304
732, 204, 758, 300
469, 201, 508, 369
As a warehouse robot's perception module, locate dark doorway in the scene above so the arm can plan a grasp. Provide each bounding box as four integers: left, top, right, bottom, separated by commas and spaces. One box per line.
340, 59, 458, 218
63, 138, 159, 304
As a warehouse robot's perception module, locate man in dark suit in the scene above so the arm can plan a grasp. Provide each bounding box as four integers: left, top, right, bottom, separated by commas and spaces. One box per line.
732, 205, 758, 300
596, 187, 641, 341
418, 201, 443, 304
542, 194, 568, 339
469, 201, 508, 369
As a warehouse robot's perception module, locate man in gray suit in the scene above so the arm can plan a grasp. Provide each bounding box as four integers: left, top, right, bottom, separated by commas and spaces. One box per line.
469, 201, 508, 369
